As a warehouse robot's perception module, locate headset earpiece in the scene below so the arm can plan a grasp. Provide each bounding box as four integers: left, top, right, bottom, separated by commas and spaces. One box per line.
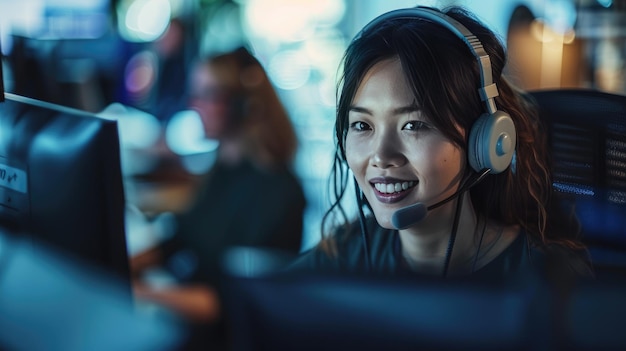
468, 109, 516, 174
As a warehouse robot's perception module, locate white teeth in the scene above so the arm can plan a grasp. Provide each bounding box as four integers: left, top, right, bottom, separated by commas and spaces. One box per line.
374, 181, 415, 194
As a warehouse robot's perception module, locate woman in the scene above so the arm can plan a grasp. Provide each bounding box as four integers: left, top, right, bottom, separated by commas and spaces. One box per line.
289, 6, 592, 279
132, 47, 306, 349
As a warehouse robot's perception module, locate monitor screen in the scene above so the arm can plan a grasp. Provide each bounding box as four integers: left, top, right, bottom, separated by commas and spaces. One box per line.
0, 92, 130, 286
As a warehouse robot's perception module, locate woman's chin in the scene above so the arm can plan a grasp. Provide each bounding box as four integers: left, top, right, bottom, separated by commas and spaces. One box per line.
372, 212, 395, 230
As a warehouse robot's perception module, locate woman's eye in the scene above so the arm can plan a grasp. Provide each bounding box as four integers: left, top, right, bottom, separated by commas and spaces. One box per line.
350, 121, 371, 131
403, 121, 428, 131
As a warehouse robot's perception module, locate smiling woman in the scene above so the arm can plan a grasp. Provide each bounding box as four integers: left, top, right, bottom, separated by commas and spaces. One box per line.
287, 5, 594, 280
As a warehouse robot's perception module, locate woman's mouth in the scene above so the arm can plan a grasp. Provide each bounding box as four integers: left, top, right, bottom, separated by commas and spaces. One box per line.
374, 181, 416, 194
371, 181, 417, 204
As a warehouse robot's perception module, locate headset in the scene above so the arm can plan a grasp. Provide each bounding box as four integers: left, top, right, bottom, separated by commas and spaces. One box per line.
353, 6, 517, 275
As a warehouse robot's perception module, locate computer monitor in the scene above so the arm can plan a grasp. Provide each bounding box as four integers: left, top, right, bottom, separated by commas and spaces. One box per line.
223, 272, 541, 351
0, 231, 186, 351
221, 250, 626, 351
0, 92, 130, 286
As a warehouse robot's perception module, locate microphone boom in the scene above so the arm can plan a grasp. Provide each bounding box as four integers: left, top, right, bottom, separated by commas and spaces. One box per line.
390, 168, 491, 229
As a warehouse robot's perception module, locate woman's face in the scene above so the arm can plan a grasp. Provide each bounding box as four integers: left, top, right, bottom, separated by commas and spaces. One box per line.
345, 58, 465, 229
188, 64, 230, 139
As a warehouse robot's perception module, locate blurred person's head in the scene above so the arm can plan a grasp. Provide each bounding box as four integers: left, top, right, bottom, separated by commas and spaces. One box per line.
188, 47, 298, 169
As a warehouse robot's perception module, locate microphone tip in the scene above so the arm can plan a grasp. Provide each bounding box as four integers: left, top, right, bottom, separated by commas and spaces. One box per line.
391, 203, 427, 230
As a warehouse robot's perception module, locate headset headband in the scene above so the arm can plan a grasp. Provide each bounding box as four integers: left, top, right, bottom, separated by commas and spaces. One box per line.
358, 7, 499, 114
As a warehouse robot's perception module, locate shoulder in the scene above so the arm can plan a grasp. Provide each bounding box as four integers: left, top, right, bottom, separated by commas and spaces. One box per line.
258, 164, 305, 196
475, 229, 593, 280
232, 162, 305, 204
285, 221, 364, 274
530, 241, 595, 279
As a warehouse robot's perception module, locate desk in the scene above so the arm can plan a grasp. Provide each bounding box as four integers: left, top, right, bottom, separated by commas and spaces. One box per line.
122, 148, 212, 256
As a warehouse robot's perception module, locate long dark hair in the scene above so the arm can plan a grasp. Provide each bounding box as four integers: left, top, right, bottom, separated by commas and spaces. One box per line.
322, 6, 584, 250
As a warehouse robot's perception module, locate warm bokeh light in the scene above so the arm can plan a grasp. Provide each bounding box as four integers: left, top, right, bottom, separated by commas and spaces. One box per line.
531, 19, 576, 44
542, 0, 577, 34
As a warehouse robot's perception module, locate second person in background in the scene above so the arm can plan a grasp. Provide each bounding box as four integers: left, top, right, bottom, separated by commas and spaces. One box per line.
131, 46, 306, 350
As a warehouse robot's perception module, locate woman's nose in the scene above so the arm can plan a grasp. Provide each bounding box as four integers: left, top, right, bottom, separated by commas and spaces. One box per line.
369, 133, 406, 169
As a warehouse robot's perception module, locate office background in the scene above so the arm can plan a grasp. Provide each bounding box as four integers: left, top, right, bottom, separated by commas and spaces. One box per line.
1, 0, 624, 252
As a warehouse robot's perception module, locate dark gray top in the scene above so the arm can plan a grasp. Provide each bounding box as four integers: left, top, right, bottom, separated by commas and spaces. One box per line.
288, 216, 593, 280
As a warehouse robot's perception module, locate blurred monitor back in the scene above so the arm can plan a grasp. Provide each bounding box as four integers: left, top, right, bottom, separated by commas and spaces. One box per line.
223, 271, 541, 351
0, 92, 130, 286
0, 231, 185, 351
223, 268, 626, 351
